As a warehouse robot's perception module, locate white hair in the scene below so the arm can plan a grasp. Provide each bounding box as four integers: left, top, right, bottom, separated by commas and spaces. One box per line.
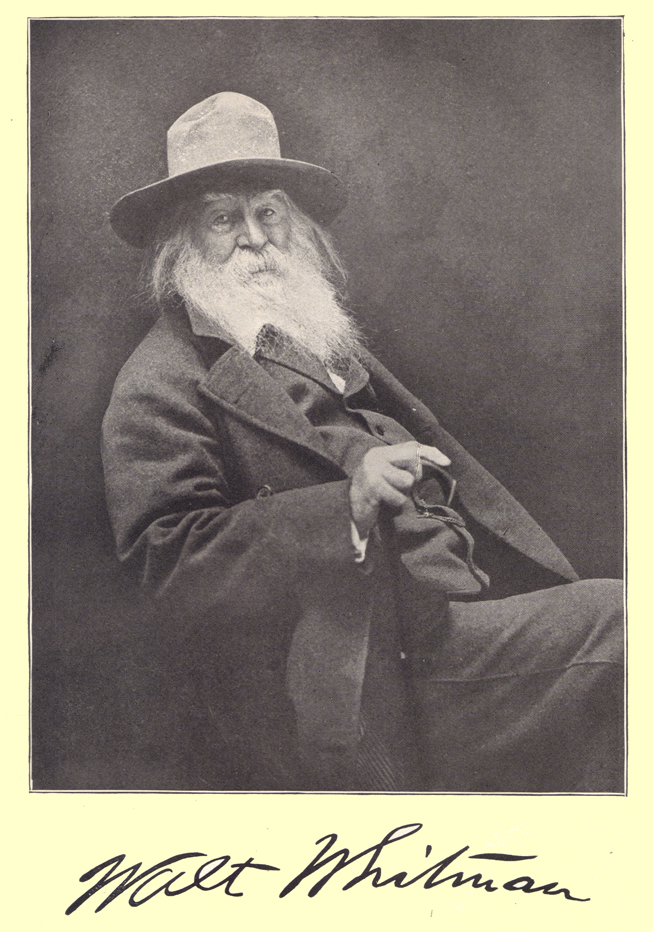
146, 190, 364, 368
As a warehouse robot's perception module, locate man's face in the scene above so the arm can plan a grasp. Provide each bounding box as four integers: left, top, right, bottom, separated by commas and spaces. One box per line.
191, 189, 292, 265
168, 186, 362, 364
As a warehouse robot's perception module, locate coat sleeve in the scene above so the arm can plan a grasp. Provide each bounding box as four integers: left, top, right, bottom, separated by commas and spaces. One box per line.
101, 353, 372, 634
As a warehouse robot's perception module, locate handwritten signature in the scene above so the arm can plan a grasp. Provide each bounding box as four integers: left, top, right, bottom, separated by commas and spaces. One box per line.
65, 822, 589, 914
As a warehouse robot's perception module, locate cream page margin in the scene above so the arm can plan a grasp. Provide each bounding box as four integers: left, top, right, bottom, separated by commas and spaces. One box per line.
10, 4, 650, 930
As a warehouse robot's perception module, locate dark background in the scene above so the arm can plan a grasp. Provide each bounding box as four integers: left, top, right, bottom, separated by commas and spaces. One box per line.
30, 18, 623, 789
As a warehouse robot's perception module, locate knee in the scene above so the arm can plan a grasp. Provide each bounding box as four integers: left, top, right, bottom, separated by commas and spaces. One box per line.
573, 578, 623, 619
569, 578, 624, 663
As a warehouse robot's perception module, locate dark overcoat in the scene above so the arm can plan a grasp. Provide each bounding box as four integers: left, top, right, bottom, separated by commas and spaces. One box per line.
102, 303, 577, 791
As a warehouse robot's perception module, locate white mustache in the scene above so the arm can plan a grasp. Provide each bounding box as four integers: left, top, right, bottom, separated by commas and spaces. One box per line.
222, 245, 286, 278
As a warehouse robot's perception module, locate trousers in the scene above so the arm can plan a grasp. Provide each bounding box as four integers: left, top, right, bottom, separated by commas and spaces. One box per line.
406, 579, 624, 793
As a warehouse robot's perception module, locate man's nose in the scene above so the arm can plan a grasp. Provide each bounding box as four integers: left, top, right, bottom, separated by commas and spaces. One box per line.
236, 215, 268, 250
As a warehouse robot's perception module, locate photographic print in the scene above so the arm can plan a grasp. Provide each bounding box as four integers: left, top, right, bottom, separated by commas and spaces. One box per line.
30, 17, 624, 795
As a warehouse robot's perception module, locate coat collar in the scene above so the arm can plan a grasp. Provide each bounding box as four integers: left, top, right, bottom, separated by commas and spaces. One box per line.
168, 302, 369, 474
167, 304, 340, 473
201, 344, 345, 471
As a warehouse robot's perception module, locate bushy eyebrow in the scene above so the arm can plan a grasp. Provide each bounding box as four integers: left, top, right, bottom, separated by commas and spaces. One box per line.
201, 189, 285, 206
201, 193, 238, 207
251, 189, 286, 203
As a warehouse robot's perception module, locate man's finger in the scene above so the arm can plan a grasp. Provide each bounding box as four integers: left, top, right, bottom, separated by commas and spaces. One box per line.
380, 442, 451, 469
381, 463, 416, 493
416, 444, 451, 467
376, 477, 411, 511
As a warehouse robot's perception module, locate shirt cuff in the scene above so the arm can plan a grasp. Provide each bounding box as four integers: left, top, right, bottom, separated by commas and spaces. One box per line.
350, 520, 370, 563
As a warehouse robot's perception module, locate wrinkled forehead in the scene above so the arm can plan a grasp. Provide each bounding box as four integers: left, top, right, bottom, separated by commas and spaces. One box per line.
198, 188, 288, 210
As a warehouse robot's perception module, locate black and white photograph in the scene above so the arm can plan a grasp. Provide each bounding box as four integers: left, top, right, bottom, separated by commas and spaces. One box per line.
30, 17, 624, 794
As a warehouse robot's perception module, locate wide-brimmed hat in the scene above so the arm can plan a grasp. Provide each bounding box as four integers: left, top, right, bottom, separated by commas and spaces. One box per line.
110, 92, 347, 248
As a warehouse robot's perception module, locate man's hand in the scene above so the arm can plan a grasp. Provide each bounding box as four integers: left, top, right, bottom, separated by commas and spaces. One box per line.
349, 441, 451, 539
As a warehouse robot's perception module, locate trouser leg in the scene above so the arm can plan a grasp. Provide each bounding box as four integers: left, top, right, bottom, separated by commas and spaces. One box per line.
408, 579, 624, 793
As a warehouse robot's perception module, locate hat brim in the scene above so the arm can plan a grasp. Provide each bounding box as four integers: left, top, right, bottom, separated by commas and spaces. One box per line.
109, 158, 347, 248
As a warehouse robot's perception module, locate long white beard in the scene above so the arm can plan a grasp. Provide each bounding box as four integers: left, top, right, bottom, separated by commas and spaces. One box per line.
171, 236, 364, 368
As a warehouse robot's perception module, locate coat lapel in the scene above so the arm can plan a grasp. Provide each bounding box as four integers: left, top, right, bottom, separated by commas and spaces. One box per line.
256, 339, 339, 394
173, 304, 345, 471
199, 344, 344, 473
257, 339, 371, 398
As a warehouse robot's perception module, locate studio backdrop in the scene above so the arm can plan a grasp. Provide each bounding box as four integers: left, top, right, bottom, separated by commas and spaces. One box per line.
30, 18, 623, 790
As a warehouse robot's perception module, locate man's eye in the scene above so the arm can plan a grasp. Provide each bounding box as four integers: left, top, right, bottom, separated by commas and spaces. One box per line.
211, 213, 231, 226
259, 207, 276, 220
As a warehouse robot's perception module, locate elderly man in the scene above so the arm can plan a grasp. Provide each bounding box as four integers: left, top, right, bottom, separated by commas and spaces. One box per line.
103, 92, 623, 793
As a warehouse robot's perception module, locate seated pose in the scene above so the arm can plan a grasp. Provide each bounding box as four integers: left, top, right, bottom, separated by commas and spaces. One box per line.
103, 92, 623, 792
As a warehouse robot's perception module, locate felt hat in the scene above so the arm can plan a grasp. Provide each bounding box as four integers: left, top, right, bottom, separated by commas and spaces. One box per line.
110, 92, 347, 248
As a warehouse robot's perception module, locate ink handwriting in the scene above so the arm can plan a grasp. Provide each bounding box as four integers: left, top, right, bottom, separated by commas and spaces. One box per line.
65, 823, 589, 914
65, 851, 280, 914
280, 823, 588, 900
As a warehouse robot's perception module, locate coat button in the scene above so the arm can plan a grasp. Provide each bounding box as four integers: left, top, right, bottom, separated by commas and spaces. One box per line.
256, 485, 273, 498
